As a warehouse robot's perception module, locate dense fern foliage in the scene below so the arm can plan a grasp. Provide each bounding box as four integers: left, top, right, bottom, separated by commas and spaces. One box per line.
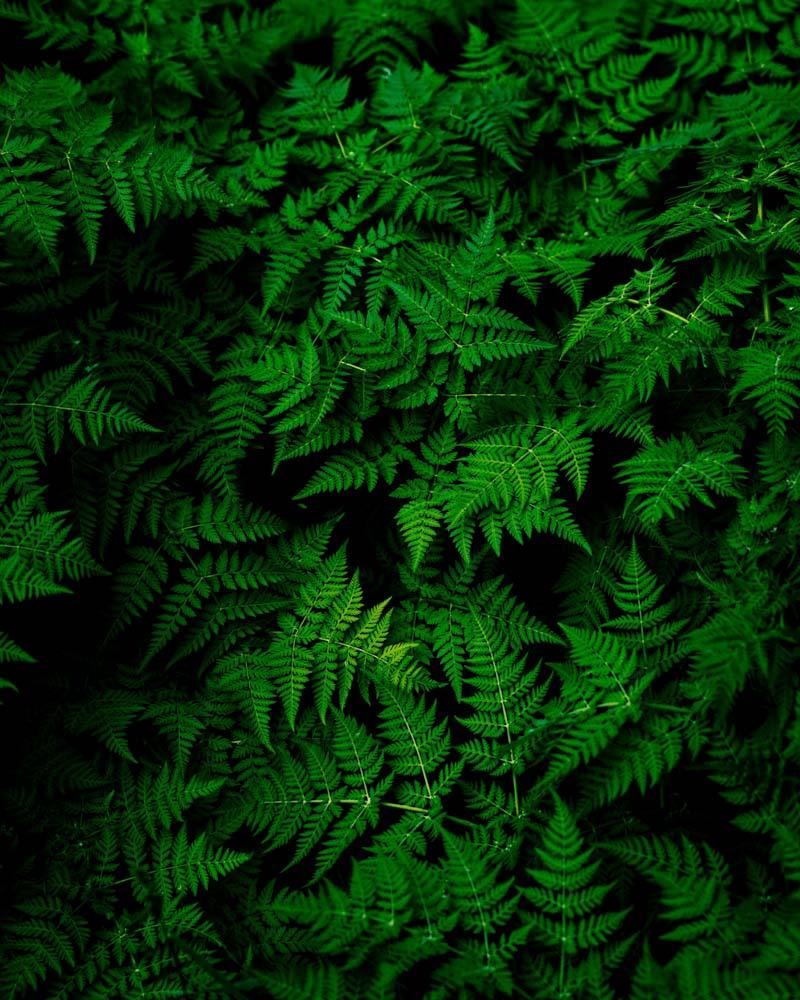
2, 0, 800, 996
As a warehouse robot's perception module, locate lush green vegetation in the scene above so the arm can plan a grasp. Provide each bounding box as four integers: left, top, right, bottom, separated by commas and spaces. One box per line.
1, 0, 799, 996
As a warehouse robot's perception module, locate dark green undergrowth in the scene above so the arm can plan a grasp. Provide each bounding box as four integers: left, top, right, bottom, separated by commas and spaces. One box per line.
1, 0, 800, 997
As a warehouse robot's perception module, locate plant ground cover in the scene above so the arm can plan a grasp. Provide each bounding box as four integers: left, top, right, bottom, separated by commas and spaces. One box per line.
1, 1, 800, 997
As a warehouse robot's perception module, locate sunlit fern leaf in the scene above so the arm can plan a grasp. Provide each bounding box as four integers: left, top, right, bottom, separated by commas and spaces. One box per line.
606, 833, 733, 945
144, 550, 274, 665
523, 794, 629, 996
617, 435, 744, 526
732, 340, 800, 436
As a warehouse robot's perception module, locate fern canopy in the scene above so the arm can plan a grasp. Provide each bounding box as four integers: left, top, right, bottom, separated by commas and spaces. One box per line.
1, 0, 800, 997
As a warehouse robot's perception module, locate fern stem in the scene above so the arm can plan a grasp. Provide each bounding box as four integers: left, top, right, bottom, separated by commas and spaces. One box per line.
381, 686, 434, 801
736, 0, 753, 65
263, 796, 429, 814
382, 801, 430, 814
322, 107, 347, 159
757, 188, 770, 324
625, 298, 690, 325
470, 609, 520, 816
